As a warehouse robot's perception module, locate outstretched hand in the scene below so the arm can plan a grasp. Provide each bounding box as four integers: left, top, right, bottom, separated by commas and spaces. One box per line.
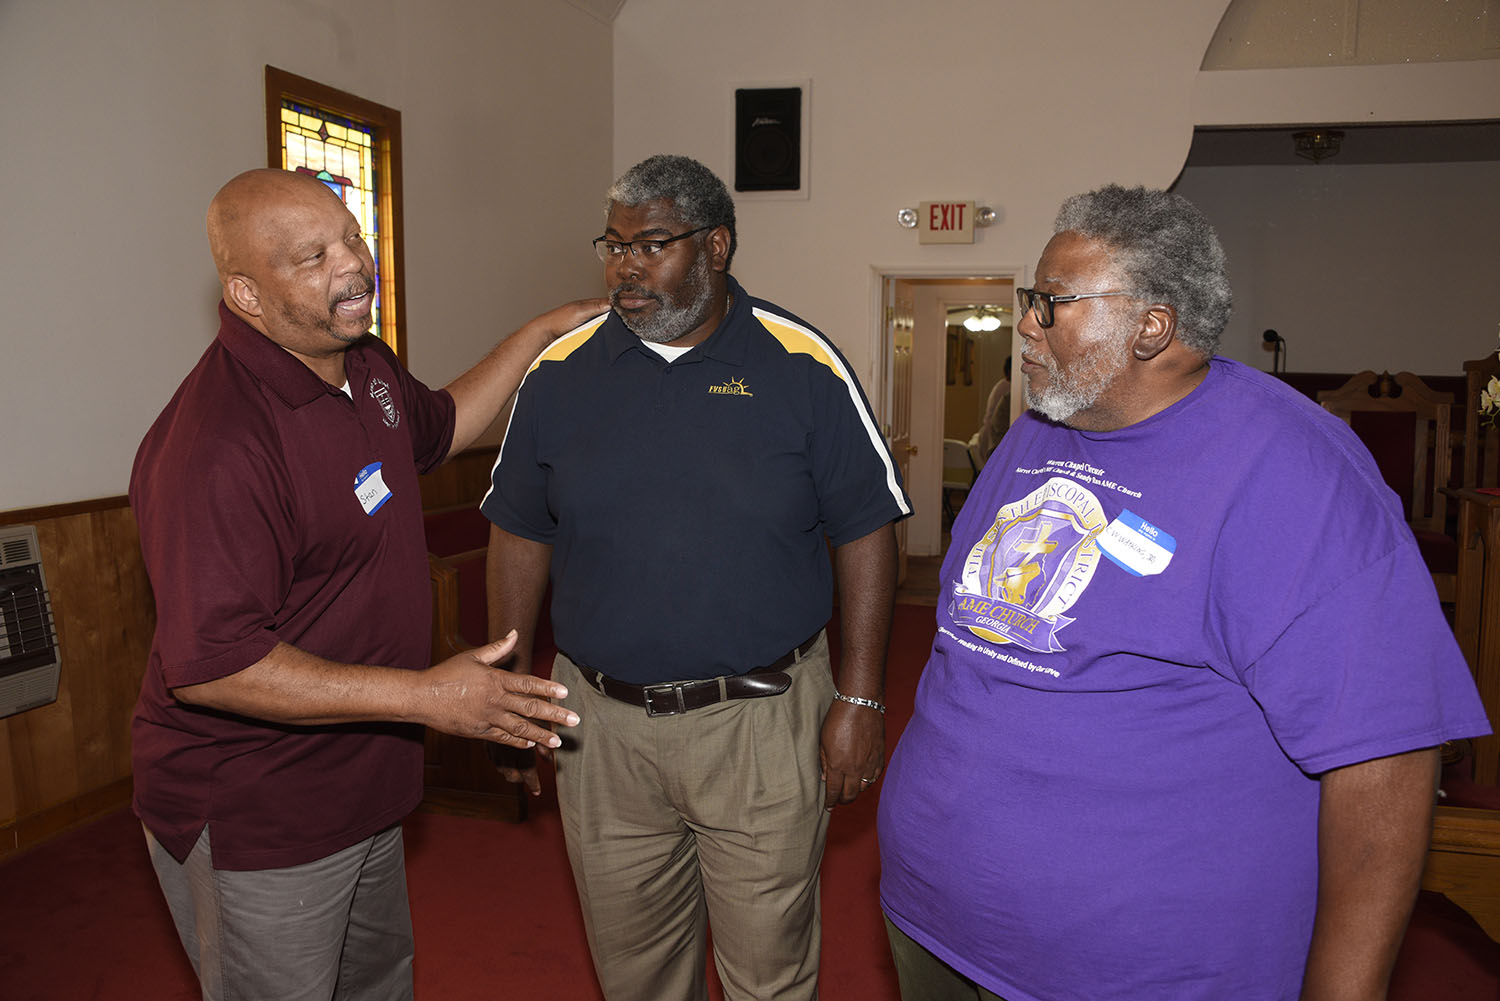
422, 631, 578, 750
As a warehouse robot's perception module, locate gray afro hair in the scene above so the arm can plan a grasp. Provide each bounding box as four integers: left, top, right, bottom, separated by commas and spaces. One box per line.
1054, 184, 1232, 357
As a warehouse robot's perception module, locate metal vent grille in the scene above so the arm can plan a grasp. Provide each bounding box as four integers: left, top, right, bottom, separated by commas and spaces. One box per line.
0, 532, 36, 567
0, 525, 61, 717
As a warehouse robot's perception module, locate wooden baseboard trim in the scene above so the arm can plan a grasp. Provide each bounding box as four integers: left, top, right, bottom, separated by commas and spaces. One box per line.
0, 495, 131, 525
0, 776, 135, 862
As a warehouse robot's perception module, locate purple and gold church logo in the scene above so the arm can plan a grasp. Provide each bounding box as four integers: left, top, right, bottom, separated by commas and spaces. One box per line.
950, 476, 1106, 653
368, 377, 400, 429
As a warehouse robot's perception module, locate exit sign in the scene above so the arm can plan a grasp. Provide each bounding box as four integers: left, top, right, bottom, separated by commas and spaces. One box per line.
918, 201, 975, 244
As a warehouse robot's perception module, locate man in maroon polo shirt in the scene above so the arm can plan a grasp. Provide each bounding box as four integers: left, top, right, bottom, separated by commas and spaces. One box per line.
129, 168, 605, 1001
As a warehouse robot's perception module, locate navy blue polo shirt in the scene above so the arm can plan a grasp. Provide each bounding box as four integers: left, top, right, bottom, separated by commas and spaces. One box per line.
483, 276, 911, 684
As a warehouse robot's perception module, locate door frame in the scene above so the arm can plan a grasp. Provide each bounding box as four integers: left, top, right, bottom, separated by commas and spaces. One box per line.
870, 263, 1027, 556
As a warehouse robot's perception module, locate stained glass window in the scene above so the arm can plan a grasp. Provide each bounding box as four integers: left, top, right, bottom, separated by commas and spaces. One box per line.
265, 67, 404, 363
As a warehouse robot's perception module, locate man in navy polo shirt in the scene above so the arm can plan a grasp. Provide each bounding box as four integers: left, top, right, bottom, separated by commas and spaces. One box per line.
483, 154, 912, 1001
131, 168, 605, 1001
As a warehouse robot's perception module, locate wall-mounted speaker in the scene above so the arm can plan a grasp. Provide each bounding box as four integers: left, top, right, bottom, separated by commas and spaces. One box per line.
735, 87, 802, 192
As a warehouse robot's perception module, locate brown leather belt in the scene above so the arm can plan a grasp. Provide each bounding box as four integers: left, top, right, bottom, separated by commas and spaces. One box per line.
578, 632, 822, 718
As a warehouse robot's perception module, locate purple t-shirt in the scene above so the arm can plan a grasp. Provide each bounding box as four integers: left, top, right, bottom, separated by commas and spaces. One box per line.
130, 303, 455, 870
878, 358, 1490, 1001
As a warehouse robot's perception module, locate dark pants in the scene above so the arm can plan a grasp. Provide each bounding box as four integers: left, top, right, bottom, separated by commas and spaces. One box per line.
885, 915, 1009, 1001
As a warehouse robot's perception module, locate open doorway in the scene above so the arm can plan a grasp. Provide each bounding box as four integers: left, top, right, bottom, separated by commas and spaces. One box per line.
873, 269, 1023, 560
942, 300, 1013, 523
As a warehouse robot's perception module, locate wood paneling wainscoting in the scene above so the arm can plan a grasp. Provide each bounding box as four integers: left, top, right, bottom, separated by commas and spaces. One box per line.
0, 498, 154, 859
418, 445, 499, 510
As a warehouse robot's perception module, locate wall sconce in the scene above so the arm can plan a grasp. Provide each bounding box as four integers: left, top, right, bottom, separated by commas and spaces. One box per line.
1293, 129, 1343, 164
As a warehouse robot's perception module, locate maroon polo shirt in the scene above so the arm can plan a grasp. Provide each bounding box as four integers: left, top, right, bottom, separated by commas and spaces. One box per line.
130, 302, 455, 869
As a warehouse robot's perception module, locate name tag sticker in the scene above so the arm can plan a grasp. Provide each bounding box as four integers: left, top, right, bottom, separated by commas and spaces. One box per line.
1098, 508, 1175, 577
354, 462, 392, 516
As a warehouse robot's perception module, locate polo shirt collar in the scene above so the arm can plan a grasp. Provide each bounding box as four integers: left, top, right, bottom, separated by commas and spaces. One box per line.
602, 274, 751, 367
215, 300, 354, 409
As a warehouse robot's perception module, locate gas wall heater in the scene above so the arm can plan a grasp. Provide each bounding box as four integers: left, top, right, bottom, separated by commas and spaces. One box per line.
0, 525, 61, 718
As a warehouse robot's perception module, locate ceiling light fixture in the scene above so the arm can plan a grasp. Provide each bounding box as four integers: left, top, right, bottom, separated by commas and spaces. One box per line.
1293, 128, 1344, 164
961, 306, 1005, 333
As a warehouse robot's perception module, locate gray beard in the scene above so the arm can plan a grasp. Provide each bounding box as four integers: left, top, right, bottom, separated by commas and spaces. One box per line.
618, 254, 717, 344
1025, 326, 1131, 426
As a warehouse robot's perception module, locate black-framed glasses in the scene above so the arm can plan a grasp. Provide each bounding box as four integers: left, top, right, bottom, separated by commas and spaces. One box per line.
1016, 287, 1132, 328
592, 226, 714, 263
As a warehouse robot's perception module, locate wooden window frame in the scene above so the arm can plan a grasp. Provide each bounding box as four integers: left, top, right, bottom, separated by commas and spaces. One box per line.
264, 66, 407, 366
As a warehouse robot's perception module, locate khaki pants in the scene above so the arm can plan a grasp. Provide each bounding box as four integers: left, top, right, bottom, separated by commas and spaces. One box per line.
553, 636, 835, 1001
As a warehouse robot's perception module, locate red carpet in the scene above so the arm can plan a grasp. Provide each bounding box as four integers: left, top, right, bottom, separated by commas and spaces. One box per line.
2, 604, 1496, 999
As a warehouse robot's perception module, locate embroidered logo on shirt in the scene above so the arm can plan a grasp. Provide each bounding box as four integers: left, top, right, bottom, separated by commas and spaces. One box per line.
949, 476, 1106, 654
707, 377, 754, 397
368, 377, 401, 429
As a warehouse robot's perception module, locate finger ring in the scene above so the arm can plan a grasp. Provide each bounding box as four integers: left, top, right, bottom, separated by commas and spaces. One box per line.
860, 778, 872, 784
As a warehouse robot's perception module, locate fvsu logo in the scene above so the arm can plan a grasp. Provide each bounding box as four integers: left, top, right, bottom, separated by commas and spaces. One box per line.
368, 377, 401, 429
708, 377, 754, 397
949, 476, 1105, 653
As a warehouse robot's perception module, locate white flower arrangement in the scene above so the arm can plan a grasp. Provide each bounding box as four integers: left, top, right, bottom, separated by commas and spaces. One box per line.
1484, 323, 1500, 427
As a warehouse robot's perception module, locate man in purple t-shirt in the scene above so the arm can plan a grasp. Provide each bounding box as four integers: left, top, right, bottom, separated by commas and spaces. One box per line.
130, 168, 605, 1001
877, 185, 1491, 1001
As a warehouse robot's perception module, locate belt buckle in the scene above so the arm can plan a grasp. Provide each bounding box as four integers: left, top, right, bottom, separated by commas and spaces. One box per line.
642, 683, 686, 717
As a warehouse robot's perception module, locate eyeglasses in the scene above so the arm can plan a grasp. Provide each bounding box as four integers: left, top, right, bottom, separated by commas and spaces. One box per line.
1016, 287, 1132, 329
592, 226, 714, 263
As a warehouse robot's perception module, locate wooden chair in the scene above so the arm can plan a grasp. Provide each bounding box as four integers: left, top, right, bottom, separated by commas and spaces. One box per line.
941, 437, 977, 522
1461, 353, 1500, 488
1422, 487, 1500, 942
1424, 807, 1500, 942
1318, 371, 1456, 602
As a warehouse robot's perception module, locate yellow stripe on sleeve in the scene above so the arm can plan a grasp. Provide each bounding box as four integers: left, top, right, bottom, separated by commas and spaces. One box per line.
753, 308, 913, 517
526, 313, 609, 374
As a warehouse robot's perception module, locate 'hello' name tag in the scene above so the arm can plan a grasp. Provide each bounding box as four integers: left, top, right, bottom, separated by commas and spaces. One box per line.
354, 462, 392, 516
1098, 508, 1175, 577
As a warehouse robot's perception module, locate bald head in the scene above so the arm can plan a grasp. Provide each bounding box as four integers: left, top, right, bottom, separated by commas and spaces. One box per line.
206, 168, 349, 282
204, 168, 377, 377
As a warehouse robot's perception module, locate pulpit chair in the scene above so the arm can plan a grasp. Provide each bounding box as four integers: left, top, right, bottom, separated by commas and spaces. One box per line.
1318, 371, 1457, 602
1461, 353, 1500, 488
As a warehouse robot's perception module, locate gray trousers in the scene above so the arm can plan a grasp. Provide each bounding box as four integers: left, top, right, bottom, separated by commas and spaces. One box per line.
145, 822, 414, 1001
553, 636, 835, 1001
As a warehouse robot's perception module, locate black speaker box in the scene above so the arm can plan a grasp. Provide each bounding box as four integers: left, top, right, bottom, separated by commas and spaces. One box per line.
735, 87, 801, 192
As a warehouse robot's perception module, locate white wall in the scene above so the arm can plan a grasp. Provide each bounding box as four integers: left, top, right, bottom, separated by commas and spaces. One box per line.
611, 0, 1500, 413
1176, 160, 1500, 374
0, 0, 612, 511
612, 0, 1233, 392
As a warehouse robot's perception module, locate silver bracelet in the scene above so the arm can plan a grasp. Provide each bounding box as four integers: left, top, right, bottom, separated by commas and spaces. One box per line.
834, 692, 886, 714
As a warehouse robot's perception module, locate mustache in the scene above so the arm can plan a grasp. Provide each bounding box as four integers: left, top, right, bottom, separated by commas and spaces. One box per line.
331, 275, 375, 310
609, 284, 661, 308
